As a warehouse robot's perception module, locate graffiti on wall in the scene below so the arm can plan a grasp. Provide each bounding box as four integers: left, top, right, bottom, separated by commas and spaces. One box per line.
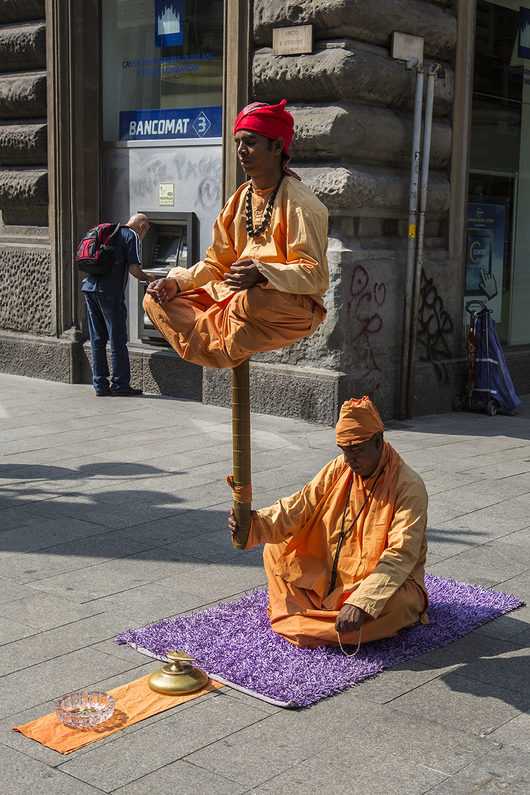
347, 265, 386, 393
417, 268, 454, 382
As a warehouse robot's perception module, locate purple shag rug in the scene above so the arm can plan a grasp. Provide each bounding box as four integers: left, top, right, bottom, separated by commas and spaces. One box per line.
115, 574, 523, 708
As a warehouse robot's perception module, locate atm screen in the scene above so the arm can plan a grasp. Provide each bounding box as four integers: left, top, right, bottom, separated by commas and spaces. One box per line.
152, 228, 186, 270
138, 211, 196, 343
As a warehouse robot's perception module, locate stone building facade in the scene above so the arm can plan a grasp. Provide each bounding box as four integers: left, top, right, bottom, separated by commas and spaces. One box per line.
0, 2, 53, 360
0, 0, 98, 385
0, 0, 528, 424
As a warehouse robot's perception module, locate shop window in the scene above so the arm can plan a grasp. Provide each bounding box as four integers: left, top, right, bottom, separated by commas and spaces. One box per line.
101, 0, 223, 143
468, 0, 530, 345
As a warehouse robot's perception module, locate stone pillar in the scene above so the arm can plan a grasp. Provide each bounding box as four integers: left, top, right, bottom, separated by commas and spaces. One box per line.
46, 0, 100, 345
0, 1, 53, 378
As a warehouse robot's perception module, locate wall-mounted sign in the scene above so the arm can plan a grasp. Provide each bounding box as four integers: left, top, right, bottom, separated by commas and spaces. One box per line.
155, 0, 183, 48
119, 106, 222, 141
391, 31, 424, 62
272, 25, 312, 56
158, 183, 175, 206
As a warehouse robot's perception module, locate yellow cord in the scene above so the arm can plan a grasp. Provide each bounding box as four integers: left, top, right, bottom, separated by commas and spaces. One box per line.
337, 626, 363, 657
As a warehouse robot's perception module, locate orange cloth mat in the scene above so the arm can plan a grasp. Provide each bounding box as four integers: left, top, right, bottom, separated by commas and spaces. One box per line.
13, 674, 223, 754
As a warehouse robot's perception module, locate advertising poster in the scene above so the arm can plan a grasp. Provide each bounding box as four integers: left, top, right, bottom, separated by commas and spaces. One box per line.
466, 203, 506, 320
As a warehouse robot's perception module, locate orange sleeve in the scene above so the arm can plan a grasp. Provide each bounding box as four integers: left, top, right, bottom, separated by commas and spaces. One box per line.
256, 187, 329, 298
168, 201, 238, 290
245, 457, 344, 549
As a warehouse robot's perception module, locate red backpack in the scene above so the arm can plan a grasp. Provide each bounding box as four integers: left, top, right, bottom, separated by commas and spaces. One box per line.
76, 223, 121, 275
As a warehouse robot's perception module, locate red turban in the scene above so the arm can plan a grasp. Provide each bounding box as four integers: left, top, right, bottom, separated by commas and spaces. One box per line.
335, 396, 384, 446
233, 100, 294, 154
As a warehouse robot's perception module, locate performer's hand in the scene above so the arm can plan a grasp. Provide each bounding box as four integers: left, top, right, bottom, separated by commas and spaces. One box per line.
228, 507, 257, 545
335, 604, 367, 634
146, 277, 178, 304
224, 259, 266, 290
228, 507, 239, 542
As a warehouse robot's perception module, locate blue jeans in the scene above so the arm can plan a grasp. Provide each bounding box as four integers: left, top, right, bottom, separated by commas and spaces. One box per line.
84, 292, 130, 391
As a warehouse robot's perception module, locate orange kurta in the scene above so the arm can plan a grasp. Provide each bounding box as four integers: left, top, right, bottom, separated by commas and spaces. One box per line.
143, 176, 328, 368
246, 443, 429, 648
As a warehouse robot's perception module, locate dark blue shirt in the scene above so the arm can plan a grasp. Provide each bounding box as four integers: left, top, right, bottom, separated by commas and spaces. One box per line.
81, 226, 141, 297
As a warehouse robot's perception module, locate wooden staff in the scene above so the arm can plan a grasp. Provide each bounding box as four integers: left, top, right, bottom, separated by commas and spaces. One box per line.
230, 360, 252, 549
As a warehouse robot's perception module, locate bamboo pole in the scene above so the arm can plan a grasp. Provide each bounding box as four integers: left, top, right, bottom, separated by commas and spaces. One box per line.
231, 360, 252, 549
222, 2, 251, 549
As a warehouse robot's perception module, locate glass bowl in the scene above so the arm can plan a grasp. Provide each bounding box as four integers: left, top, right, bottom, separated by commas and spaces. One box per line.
55, 690, 115, 728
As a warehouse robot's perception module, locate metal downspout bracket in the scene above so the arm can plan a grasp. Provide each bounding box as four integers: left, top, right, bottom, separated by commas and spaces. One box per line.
398, 57, 424, 419
406, 62, 445, 418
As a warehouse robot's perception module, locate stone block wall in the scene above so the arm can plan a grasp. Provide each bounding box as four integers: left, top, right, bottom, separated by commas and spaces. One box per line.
247, 0, 462, 416
0, 0, 52, 344
0, 2, 47, 226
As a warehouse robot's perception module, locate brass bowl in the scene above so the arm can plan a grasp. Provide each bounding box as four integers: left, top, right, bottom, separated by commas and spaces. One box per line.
55, 690, 115, 728
148, 650, 209, 695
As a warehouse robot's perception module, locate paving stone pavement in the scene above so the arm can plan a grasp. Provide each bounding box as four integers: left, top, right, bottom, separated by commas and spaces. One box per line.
0, 373, 529, 794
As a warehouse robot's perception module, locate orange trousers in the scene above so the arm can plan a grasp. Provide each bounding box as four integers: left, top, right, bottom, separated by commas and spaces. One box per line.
143, 286, 324, 369
263, 543, 428, 649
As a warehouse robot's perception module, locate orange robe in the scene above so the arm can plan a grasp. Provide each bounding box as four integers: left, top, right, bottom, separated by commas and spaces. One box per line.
246, 442, 429, 648
143, 176, 329, 368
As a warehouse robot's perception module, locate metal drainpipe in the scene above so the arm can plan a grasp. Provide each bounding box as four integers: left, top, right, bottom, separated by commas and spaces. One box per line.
405, 62, 445, 418
398, 57, 424, 420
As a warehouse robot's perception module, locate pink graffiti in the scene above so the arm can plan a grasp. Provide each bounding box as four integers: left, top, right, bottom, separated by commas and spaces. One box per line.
347, 265, 386, 392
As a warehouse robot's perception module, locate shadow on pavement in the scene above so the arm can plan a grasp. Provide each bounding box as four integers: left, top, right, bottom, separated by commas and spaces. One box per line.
0, 461, 249, 566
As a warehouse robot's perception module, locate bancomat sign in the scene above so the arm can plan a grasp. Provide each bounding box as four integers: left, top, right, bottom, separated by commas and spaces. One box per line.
119, 106, 222, 141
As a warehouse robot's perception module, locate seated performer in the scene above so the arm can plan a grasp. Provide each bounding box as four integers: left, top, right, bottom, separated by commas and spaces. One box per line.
144, 100, 329, 369
228, 397, 429, 649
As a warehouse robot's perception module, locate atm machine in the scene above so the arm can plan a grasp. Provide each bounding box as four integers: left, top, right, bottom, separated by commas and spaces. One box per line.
136, 211, 197, 344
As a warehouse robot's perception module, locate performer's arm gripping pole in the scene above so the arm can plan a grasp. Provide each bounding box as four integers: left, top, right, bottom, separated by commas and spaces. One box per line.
231, 360, 251, 549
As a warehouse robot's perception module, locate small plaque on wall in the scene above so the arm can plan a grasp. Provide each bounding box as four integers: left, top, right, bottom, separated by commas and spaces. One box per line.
391, 31, 424, 62
158, 183, 175, 207
273, 25, 313, 56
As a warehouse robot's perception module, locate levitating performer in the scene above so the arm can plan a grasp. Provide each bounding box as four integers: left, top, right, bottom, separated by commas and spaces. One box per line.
143, 100, 329, 369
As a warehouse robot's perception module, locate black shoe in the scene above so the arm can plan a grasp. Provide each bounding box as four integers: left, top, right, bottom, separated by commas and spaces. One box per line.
110, 386, 143, 396
95, 389, 111, 397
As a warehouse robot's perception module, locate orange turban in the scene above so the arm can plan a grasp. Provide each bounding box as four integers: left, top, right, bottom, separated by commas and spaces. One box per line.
335, 396, 384, 445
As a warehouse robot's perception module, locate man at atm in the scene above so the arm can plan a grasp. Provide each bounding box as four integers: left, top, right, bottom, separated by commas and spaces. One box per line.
143, 100, 329, 369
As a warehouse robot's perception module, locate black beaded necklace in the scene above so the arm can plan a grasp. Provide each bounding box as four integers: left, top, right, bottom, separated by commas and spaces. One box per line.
245, 175, 284, 238
326, 462, 387, 597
